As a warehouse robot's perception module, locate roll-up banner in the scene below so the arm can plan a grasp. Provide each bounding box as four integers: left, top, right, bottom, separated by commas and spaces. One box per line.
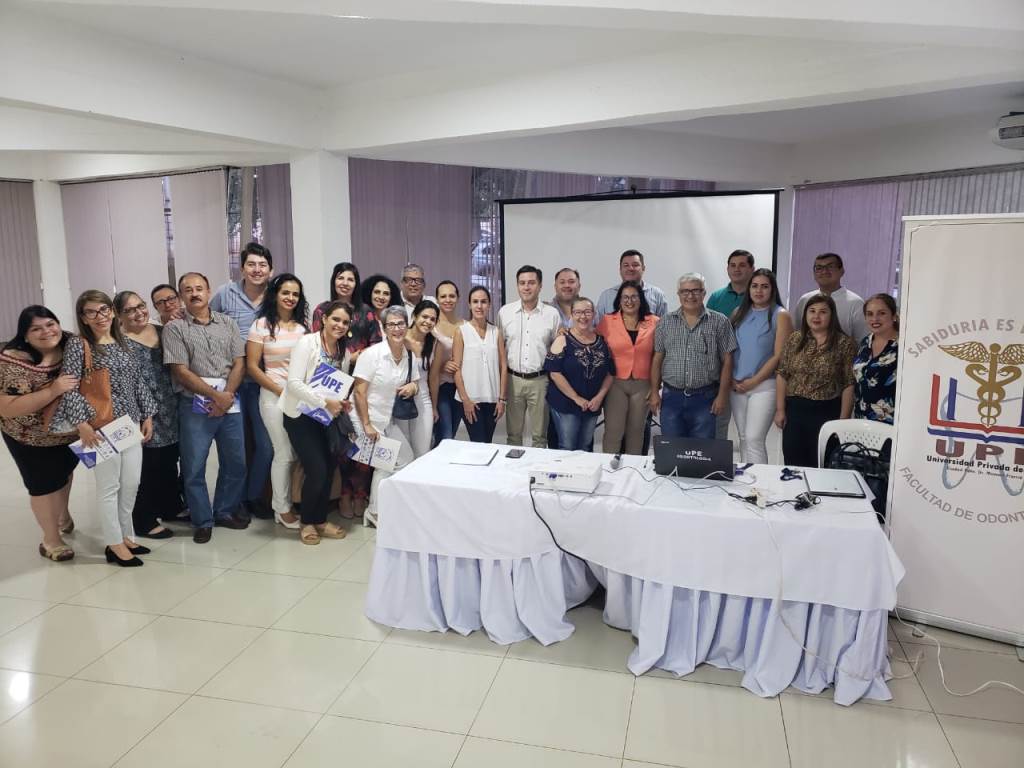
889, 214, 1024, 646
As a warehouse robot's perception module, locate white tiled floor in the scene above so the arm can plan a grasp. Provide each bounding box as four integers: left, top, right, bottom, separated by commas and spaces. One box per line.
0, 448, 1021, 767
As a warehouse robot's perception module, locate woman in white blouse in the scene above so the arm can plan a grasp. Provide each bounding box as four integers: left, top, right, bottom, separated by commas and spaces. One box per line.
353, 305, 419, 527
280, 300, 352, 545
404, 299, 439, 458
453, 286, 508, 443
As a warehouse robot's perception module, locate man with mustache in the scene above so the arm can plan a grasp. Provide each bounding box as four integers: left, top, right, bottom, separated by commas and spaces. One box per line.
210, 243, 275, 519
163, 272, 249, 543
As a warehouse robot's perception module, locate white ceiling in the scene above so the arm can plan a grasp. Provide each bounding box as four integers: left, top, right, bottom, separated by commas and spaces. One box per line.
639, 82, 1024, 145
22, 1, 703, 88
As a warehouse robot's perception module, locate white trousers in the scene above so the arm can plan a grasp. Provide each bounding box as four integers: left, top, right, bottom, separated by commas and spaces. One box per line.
94, 441, 143, 546
405, 387, 434, 459
259, 387, 295, 515
730, 378, 777, 465
366, 421, 415, 527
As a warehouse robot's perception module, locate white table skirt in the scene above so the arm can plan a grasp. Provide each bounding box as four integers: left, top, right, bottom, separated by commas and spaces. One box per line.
591, 566, 893, 706
365, 546, 597, 645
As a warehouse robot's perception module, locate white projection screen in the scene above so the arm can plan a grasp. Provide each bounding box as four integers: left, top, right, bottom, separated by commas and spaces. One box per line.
500, 192, 778, 306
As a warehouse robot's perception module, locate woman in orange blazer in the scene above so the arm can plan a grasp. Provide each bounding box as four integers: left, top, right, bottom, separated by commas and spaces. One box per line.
596, 280, 660, 454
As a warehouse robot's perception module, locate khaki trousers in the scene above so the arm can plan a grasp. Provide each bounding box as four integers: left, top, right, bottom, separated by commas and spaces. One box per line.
506, 374, 549, 447
601, 377, 651, 455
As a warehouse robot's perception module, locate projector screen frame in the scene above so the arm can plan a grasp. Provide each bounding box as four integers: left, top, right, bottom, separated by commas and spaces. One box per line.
497, 189, 781, 304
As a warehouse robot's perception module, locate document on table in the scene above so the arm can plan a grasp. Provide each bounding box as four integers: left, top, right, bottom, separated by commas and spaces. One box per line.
192, 377, 241, 415
446, 444, 498, 466
69, 414, 143, 469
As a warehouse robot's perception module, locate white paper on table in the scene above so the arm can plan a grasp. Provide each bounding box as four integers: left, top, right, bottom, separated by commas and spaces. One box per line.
69, 414, 142, 469
446, 443, 498, 466
192, 377, 241, 414
347, 434, 401, 471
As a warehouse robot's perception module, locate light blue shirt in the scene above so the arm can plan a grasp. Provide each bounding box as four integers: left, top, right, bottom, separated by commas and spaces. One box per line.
733, 307, 776, 381
594, 283, 668, 324
209, 281, 263, 343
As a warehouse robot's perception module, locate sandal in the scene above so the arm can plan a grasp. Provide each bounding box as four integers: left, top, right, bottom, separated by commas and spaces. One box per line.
317, 522, 347, 540
300, 525, 321, 545
38, 542, 75, 562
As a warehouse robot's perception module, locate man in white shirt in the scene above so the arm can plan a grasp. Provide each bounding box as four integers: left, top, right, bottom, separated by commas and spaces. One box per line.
594, 249, 668, 324
498, 265, 562, 447
400, 263, 436, 321
793, 252, 869, 342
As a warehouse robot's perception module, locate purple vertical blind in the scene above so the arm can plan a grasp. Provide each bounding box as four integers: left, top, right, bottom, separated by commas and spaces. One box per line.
790, 164, 1024, 308
349, 159, 475, 296
0, 181, 43, 339
255, 164, 294, 274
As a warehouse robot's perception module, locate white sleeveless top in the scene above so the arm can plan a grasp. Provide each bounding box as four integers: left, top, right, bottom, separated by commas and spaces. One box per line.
456, 323, 500, 404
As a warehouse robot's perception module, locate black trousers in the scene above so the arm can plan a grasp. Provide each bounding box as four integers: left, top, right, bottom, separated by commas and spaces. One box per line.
782, 396, 841, 468
133, 443, 182, 532
283, 414, 331, 525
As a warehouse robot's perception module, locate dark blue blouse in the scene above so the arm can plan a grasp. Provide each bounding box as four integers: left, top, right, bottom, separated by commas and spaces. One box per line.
853, 335, 898, 424
544, 331, 614, 414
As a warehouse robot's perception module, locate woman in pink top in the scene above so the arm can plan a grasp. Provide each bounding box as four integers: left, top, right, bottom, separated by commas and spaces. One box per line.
596, 280, 660, 455
247, 274, 309, 528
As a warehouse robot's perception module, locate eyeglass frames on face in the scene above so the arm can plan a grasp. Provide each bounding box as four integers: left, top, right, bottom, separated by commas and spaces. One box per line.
572, 309, 594, 317
153, 295, 179, 307
813, 263, 838, 273
81, 306, 112, 320
402, 277, 425, 285
384, 322, 408, 330
678, 289, 704, 298
121, 303, 148, 315
620, 294, 640, 303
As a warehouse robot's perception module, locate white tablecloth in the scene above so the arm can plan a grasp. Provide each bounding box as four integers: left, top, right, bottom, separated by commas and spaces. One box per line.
367, 441, 905, 704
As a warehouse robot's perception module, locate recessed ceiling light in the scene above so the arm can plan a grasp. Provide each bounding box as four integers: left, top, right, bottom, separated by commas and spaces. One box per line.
331, 15, 369, 20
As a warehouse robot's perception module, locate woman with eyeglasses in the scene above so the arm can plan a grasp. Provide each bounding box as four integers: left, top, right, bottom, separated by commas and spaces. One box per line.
596, 280, 659, 455
404, 299, 440, 457
281, 300, 353, 545
452, 286, 507, 444
0, 306, 80, 561
544, 297, 615, 451
246, 274, 309, 529
430, 280, 465, 444
729, 269, 792, 464
775, 293, 856, 468
114, 291, 179, 539
353, 305, 419, 526
51, 291, 158, 566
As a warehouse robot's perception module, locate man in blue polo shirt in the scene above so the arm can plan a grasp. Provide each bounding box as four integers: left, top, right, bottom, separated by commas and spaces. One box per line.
210, 242, 274, 519
706, 249, 754, 440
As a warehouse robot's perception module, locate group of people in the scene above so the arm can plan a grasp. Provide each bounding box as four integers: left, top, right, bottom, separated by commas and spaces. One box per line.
0, 243, 898, 565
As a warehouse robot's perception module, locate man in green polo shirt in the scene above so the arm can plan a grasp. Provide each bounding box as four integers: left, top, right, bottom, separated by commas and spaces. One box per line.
706, 249, 754, 441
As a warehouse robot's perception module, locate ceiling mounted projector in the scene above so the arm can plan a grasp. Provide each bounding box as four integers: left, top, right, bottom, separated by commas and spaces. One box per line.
992, 112, 1024, 150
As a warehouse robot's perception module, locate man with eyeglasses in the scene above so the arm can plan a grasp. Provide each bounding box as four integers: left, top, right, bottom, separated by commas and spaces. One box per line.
649, 273, 736, 440
594, 249, 668, 324
794, 253, 868, 342
400, 263, 436, 321
151, 284, 185, 325
209, 242, 275, 519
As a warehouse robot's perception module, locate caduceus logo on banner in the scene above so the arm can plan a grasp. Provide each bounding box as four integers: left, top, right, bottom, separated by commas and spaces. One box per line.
924, 337, 1024, 497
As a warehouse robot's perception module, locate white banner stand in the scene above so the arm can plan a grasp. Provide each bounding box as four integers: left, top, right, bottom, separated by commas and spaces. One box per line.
889, 214, 1024, 649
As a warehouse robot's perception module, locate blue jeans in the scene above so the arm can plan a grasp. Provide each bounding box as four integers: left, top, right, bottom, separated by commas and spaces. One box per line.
239, 381, 273, 502
432, 382, 463, 445
659, 384, 717, 440
178, 396, 246, 528
549, 407, 599, 452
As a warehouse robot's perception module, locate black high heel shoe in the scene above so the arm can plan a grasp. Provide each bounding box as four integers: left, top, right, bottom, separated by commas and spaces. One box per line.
105, 546, 143, 567
128, 544, 151, 555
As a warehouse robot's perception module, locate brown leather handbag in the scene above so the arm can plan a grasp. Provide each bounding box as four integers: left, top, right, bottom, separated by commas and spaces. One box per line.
80, 340, 114, 428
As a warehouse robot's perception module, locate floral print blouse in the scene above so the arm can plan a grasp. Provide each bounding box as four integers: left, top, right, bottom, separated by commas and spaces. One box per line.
0, 351, 76, 447
127, 328, 178, 447
853, 335, 898, 424
311, 302, 382, 371
51, 336, 158, 430
777, 331, 856, 401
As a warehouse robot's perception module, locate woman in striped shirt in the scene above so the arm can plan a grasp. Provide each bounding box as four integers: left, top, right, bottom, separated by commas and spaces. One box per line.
246, 274, 310, 528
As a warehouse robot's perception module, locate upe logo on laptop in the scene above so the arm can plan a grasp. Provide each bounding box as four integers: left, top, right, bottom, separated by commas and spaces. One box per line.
678, 449, 710, 462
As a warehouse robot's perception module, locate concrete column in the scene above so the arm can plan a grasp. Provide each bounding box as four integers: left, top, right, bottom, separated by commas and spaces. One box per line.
289, 151, 350, 309
33, 180, 74, 326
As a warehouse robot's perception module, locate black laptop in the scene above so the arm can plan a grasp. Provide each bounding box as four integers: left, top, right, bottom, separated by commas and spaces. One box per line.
653, 437, 735, 480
